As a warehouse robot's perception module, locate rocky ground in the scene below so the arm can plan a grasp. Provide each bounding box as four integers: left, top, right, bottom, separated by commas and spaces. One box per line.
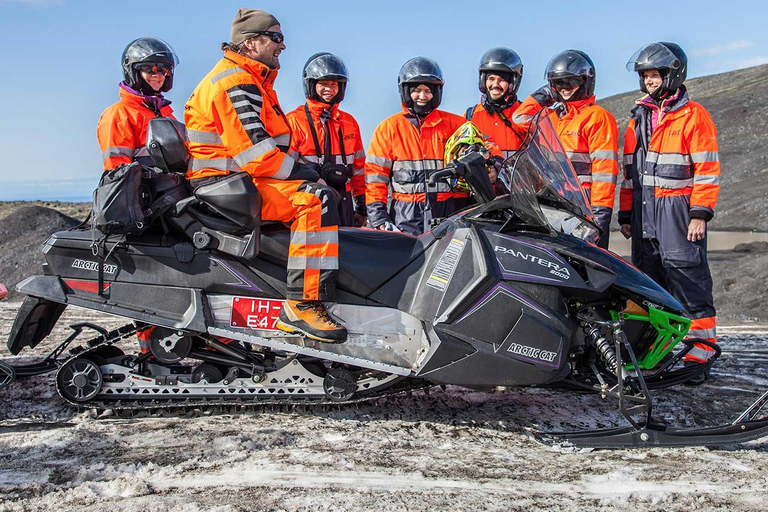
0, 302, 766, 511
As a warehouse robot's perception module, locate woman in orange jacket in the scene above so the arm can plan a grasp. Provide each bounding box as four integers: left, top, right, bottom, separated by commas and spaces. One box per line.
286, 53, 367, 227
365, 57, 466, 235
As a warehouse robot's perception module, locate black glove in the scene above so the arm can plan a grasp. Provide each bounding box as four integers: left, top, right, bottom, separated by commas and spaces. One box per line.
531, 85, 558, 107
319, 163, 353, 186
287, 162, 320, 182
353, 194, 367, 216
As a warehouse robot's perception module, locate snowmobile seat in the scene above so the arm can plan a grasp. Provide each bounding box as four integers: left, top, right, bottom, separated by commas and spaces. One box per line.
258, 225, 429, 297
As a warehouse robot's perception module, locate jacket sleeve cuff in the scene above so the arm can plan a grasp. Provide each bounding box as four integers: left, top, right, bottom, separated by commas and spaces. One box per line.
618, 211, 631, 226
689, 207, 714, 222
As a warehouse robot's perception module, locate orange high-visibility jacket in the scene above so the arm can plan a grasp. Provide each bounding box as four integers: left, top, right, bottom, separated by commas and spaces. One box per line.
514, 95, 619, 212
97, 86, 175, 171
286, 99, 365, 197
185, 50, 298, 181
619, 93, 720, 233
464, 101, 526, 159
365, 106, 466, 224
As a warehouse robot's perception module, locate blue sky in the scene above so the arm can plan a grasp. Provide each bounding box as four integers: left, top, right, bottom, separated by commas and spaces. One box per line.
0, 0, 766, 200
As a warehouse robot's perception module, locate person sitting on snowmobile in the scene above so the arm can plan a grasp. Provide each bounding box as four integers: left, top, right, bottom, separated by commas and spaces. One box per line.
184, 8, 347, 344
365, 57, 467, 235
286, 53, 367, 227
512, 50, 619, 249
619, 42, 720, 384
97, 36, 179, 354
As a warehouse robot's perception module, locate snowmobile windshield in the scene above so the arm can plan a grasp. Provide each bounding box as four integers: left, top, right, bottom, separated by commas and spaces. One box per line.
496, 110, 599, 241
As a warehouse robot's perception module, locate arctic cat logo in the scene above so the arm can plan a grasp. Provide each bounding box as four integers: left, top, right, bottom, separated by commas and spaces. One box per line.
494, 246, 571, 279
508, 343, 558, 363
72, 259, 116, 275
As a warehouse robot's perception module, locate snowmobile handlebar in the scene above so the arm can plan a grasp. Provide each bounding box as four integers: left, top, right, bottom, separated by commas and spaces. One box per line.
428, 168, 456, 185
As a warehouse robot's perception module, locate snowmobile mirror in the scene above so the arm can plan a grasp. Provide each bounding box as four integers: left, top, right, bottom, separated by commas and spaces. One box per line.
146, 118, 188, 174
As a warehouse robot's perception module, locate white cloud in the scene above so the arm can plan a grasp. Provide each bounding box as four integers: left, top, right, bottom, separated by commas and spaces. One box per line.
732, 56, 768, 69
691, 40, 754, 57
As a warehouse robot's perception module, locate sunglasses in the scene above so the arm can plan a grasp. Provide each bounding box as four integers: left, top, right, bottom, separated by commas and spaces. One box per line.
135, 63, 172, 76
241, 30, 284, 44
551, 77, 584, 89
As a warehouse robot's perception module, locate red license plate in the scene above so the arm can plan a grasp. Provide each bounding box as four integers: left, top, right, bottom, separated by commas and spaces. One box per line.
230, 297, 284, 330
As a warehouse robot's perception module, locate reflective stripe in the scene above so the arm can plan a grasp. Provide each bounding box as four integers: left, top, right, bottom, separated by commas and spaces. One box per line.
288, 150, 301, 159
392, 182, 452, 194
287, 255, 339, 270
642, 175, 693, 189
646, 151, 690, 166
242, 121, 266, 132
187, 129, 223, 145
391, 159, 442, 172
590, 149, 618, 161
274, 134, 291, 147
102, 146, 134, 161
684, 345, 716, 363
366, 174, 390, 184
591, 172, 617, 184
566, 151, 591, 163
512, 113, 532, 124
354, 149, 366, 160
366, 154, 393, 167
272, 154, 294, 180
231, 99, 262, 112
228, 88, 263, 104
233, 138, 277, 167
237, 111, 261, 121
623, 154, 634, 166
693, 174, 720, 186
690, 151, 719, 163
188, 157, 242, 172
620, 178, 633, 189
290, 230, 339, 246
578, 175, 593, 184
688, 327, 717, 340
211, 66, 247, 84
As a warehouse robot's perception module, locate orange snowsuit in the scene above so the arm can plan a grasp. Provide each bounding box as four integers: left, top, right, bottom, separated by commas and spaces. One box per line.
97, 85, 175, 171
464, 101, 526, 159
514, 95, 618, 246
365, 106, 467, 235
185, 50, 340, 301
619, 87, 720, 362
286, 99, 366, 226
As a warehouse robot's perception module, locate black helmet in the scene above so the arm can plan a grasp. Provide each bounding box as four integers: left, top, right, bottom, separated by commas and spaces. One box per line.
121, 37, 178, 94
478, 47, 523, 98
398, 57, 444, 112
544, 49, 595, 101
627, 42, 687, 99
302, 52, 349, 104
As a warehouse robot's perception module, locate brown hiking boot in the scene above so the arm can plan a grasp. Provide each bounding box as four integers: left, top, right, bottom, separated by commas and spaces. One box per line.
276, 300, 348, 343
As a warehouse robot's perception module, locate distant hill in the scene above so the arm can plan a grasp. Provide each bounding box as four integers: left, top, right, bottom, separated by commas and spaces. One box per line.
598, 64, 768, 231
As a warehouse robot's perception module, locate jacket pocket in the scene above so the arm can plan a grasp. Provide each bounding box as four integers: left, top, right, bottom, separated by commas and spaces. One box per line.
661, 244, 701, 268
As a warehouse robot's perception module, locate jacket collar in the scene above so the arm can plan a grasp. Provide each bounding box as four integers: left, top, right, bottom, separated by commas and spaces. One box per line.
223, 50, 278, 89
305, 98, 340, 119
400, 104, 444, 128
563, 95, 595, 115
634, 85, 689, 120
118, 82, 170, 111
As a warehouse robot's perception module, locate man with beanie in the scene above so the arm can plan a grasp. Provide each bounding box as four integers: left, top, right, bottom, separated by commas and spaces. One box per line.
185, 9, 347, 344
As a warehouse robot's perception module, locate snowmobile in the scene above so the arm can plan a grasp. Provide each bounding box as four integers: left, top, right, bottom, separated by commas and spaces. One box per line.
3, 112, 767, 448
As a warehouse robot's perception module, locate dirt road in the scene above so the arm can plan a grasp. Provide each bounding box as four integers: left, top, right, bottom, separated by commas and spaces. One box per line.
1, 302, 766, 512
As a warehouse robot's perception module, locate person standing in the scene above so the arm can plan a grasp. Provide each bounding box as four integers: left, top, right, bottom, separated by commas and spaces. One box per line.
514, 50, 619, 248
365, 57, 466, 235
620, 42, 719, 380
286, 53, 367, 227
184, 8, 347, 343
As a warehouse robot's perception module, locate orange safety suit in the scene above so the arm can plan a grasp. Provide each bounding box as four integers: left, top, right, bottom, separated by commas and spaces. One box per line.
464, 100, 526, 160
185, 50, 340, 301
365, 106, 468, 235
97, 85, 175, 171
514, 95, 618, 247
619, 86, 719, 362
286, 99, 366, 227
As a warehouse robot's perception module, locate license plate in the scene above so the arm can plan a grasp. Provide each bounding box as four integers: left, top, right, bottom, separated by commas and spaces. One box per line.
230, 297, 284, 330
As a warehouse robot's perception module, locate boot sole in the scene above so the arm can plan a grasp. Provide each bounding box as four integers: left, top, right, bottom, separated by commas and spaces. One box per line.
275, 320, 347, 344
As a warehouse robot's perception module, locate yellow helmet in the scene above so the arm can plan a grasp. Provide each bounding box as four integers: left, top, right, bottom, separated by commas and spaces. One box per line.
443, 121, 489, 166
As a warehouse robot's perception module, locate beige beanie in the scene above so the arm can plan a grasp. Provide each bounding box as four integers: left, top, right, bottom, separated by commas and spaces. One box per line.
231, 8, 280, 46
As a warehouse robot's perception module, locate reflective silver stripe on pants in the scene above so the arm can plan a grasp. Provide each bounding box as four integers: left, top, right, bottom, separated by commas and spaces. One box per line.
102, 146, 134, 162
287, 255, 339, 270
290, 230, 339, 246
641, 175, 693, 189
211, 66, 247, 84
693, 174, 720, 186
366, 173, 390, 184
188, 157, 243, 172
690, 151, 719, 163
685, 345, 716, 361
366, 154, 393, 168
271, 154, 295, 180
187, 129, 223, 145
688, 327, 717, 340
590, 149, 618, 161
233, 138, 277, 167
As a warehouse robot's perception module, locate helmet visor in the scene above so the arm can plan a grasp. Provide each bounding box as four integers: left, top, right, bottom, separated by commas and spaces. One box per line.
400, 58, 444, 84
545, 52, 593, 80
305, 54, 349, 82
130, 38, 179, 66
626, 43, 681, 72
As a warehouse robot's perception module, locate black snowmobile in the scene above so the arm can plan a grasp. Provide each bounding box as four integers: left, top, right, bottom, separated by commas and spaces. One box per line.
3, 112, 767, 448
